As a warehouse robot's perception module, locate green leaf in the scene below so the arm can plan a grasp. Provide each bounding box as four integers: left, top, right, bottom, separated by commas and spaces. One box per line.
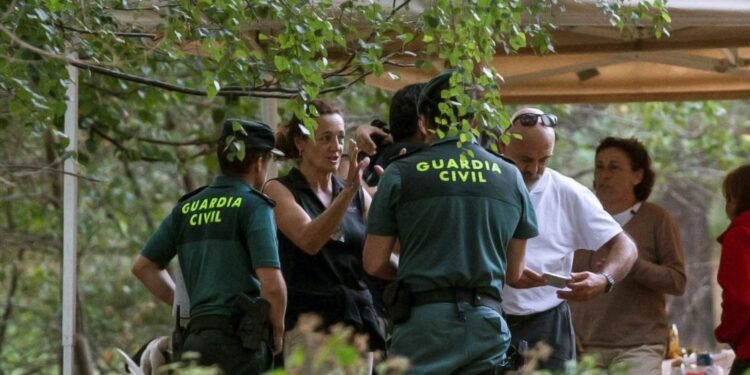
274, 55, 290, 71
206, 80, 218, 100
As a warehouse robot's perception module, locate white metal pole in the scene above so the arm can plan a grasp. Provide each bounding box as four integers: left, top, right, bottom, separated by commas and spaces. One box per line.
62, 51, 79, 375
261, 98, 280, 178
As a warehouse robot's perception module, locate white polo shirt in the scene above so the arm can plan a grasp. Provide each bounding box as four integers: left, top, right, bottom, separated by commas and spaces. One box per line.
501, 168, 622, 316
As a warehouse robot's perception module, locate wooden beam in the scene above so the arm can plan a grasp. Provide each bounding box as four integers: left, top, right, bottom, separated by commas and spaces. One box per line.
721, 48, 738, 65
500, 56, 633, 84
500, 89, 750, 104
636, 51, 750, 78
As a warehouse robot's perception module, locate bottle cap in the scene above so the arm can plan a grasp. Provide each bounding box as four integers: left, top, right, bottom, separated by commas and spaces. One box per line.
696, 353, 713, 366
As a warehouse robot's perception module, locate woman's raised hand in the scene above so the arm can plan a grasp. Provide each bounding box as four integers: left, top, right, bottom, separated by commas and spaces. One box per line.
346, 139, 370, 191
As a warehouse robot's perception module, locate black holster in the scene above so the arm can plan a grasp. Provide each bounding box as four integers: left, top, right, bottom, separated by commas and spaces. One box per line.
172, 305, 186, 359
504, 340, 528, 371
382, 281, 412, 324
233, 293, 272, 351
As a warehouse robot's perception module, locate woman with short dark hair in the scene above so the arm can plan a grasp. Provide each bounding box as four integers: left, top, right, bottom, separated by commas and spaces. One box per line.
715, 164, 750, 375
571, 137, 686, 375
263, 99, 384, 369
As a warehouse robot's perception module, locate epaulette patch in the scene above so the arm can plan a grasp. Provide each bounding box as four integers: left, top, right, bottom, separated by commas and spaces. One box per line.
486, 149, 516, 166
249, 188, 277, 207
499, 155, 516, 166
387, 145, 424, 164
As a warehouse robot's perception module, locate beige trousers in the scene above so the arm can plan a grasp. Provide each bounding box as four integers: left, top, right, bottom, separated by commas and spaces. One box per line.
585, 343, 665, 375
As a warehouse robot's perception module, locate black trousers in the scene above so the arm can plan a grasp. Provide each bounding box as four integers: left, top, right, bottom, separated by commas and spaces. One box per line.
182, 318, 270, 374
504, 302, 575, 372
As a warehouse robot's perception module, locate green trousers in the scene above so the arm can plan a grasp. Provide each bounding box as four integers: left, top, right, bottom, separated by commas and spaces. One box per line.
390, 302, 510, 375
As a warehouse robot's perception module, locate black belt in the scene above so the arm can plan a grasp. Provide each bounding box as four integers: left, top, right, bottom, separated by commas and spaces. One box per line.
187, 314, 239, 333
503, 301, 566, 326
412, 287, 503, 314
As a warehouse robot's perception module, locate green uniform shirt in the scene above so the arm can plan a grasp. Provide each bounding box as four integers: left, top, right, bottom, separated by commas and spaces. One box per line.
367, 137, 538, 296
141, 175, 280, 318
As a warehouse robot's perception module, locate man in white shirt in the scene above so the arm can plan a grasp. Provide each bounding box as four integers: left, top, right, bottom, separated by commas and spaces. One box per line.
500, 108, 638, 371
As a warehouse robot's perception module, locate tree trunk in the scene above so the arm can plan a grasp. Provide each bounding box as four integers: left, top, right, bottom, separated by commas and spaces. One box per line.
0, 197, 22, 363
122, 159, 155, 229
75, 292, 98, 375
660, 178, 716, 351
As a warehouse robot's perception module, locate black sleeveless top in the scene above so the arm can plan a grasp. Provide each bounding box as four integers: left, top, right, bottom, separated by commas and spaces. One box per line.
273, 167, 385, 350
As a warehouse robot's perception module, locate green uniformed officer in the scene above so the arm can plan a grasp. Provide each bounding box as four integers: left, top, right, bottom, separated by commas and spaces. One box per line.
132, 119, 287, 374
363, 70, 538, 375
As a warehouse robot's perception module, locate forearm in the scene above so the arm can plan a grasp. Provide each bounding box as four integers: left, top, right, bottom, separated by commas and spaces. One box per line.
259, 270, 287, 346
134, 267, 175, 306
370, 255, 398, 280
262, 286, 287, 334
600, 233, 637, 281
505, 238, 527, 284
629, 258, 686, 295
363, 234, 398, 280
295, 187, 358, 254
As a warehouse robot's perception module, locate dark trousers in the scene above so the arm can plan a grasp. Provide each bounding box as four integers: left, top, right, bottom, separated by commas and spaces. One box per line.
730, 358, 750, 375
182, 316, 270, 374
504, 302, 575, 372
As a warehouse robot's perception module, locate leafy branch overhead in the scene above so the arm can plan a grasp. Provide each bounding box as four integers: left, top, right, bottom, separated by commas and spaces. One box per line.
1, 0, 669, 154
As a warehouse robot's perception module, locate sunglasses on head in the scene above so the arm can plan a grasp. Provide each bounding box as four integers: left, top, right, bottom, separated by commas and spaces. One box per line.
512, 113, 558, 127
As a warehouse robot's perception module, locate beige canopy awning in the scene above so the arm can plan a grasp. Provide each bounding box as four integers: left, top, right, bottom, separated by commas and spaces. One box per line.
366, 0, 750, 103
110, 0, 750, 103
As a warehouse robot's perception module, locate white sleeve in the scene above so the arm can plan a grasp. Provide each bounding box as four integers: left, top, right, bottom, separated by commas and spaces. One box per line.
172, 262, 191, 319
567, 180, 623, 251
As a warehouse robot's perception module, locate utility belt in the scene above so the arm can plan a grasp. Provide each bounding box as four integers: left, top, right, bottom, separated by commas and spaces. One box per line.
187, 314, 239, 333
383, 281, 503, 324
185, 293, 273, 353
503, 301, 566, 328
413, 288, 502, 312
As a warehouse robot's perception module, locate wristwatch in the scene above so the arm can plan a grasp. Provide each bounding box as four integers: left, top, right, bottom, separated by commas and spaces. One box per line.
600, 272, 615, 293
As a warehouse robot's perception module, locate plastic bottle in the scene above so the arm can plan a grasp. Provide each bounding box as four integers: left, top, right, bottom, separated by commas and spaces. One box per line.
685, 353, 723, 375
670, 359, 685, 375
667, 323, 682, 359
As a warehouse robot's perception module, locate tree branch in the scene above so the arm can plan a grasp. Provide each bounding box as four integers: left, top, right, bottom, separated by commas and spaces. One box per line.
1, 21, 380, 100
122, 158, 155, 229
55, 24, 158, 40
1, 25, 297, 98
384, 60, 416, 68
0, 25, 115, 66
136, 135, 217, 146
101, 121, 218, 146
319, 70, 371, 95
1, 164, 103, 183
89, 126, 163, 162
80, 81, 139, 98
71, 61, 298, 98
0, 0, 19, 23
